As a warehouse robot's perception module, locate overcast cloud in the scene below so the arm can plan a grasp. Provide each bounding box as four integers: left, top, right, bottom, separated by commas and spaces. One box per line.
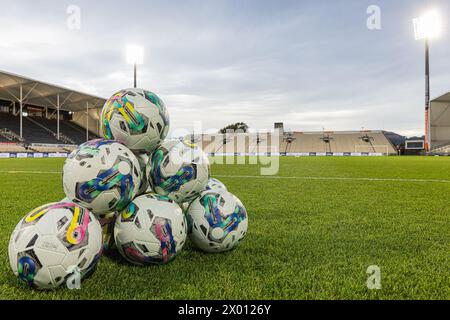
0, 0, 449, 136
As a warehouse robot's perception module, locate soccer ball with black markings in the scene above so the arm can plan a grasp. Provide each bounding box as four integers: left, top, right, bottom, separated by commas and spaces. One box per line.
62, 139, 141, 216
186, 190, 248, 253
149, 139, 209, 203
100, 88, 170, 153
114, 193, 187, 265
8, 202, 103, 290
205, 178, 227, 192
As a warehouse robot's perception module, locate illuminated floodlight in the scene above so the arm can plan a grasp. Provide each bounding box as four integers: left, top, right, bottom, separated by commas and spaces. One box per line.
126, 45, 144, 65
413, 10, 442, 40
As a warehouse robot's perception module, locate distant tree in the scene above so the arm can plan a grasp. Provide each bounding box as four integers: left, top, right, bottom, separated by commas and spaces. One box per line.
219, 122, 249, 133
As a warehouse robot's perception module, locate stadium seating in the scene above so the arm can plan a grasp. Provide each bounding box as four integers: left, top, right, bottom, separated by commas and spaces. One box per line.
29, 116, 97, 145
0, 114, 23, 143
430, 143, 450, 154
0, 113, 97, 145
1, 109, 398, 155
30, 146, 69, 153
0, 113, 58, 144
0, 129, 11, 143
0, 142, 73, 153
193, 130, 397, 155
0, 143, 27, 153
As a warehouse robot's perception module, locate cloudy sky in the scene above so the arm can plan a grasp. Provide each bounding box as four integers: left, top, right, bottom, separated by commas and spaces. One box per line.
0, 0, 449, 136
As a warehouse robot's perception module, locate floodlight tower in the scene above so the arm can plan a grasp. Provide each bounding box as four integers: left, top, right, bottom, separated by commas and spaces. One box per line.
126, 45, 144, 88
413, 10, 442, 152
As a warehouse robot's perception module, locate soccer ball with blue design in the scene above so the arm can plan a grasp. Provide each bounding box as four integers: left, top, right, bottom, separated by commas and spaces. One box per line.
114, 193, 187, 265
186, 190, 248, 253
149, 139, 210, 203
62, 139, 141, 215
205, 178, 227, 192
100, 88, 169, 153
8, 202, 103, 290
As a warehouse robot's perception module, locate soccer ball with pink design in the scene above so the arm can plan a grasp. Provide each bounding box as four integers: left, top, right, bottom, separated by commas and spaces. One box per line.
114, 193, 187, 265
8, 202, 103, 290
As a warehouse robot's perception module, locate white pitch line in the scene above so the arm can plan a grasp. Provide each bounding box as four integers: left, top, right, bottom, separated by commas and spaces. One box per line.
0, 170, 60, 174
0, 171, 448, 184
214, 174, 450, 184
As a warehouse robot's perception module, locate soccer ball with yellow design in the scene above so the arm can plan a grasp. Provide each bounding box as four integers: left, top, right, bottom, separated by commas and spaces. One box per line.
100, 88, 169, 153
8, 202, 103, 290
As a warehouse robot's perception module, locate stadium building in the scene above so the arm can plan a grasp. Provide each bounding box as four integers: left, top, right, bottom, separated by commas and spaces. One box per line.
189, 127, 400, 156
0, 70, 104, 156
1, 69, 447, 157
430, 91, 450, 154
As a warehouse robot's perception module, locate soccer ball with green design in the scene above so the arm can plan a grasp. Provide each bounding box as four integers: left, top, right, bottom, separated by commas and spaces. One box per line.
205, 178, 227, 192
62, 139, 141, 216
186, 189, 248, 253
8, 202, 103, 290
148, 139, 210, 203
100, 88, 169, 153
114, 193, 187, 265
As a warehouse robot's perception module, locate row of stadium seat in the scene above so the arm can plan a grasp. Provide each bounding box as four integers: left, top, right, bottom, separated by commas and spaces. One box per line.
191, 131, 397, 154
0, 113, 58, 144
0, 112, 97, 145
430, 143, 450, 154
31, 145, 76, 153
0, 144, 28, 153
0, 143, 75, 153
29, 116, 97, 144
280, 132, 393, 153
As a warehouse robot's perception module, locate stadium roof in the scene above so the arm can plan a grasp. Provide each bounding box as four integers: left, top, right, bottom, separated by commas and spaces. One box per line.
431, 91, 450, 103
430, 91, 450, 150
0, 70, 106, 112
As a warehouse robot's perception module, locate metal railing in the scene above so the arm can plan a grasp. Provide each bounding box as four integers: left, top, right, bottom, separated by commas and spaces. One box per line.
0, 128, 25, 142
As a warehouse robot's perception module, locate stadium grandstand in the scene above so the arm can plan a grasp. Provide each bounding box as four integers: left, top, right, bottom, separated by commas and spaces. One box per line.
1, 69, 434, 158
187, 125, 400, 156
0, 70, 105, 156
430, 91, 450, 154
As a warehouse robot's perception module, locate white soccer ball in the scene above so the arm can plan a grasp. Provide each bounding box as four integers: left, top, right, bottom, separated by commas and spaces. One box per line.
205, 178, 227, 192
186, 190, 248, 253
114, 193, 187, 265
148, 140, 210, 203
8, 202, 103, 290
100, 88, 170, 153
62, 139, 141, 215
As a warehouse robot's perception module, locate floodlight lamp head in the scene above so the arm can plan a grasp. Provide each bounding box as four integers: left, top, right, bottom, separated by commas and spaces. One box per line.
413, 10, 442, 40
126, 45, 144, 65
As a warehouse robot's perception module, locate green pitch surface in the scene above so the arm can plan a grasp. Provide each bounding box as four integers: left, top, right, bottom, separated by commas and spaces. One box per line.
0, 157, 449, 300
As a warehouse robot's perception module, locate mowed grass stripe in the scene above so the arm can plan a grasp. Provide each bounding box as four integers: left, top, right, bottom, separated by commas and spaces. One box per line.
0, 157, 449, 299
0, 170, 60, 174
215, 174, 450, 184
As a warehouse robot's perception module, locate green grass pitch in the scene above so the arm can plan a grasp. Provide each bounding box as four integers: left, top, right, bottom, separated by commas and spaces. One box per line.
0, 156, 449, 299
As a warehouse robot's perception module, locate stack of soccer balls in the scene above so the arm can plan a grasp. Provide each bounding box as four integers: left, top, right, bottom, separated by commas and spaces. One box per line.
8, 88, 248, 290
